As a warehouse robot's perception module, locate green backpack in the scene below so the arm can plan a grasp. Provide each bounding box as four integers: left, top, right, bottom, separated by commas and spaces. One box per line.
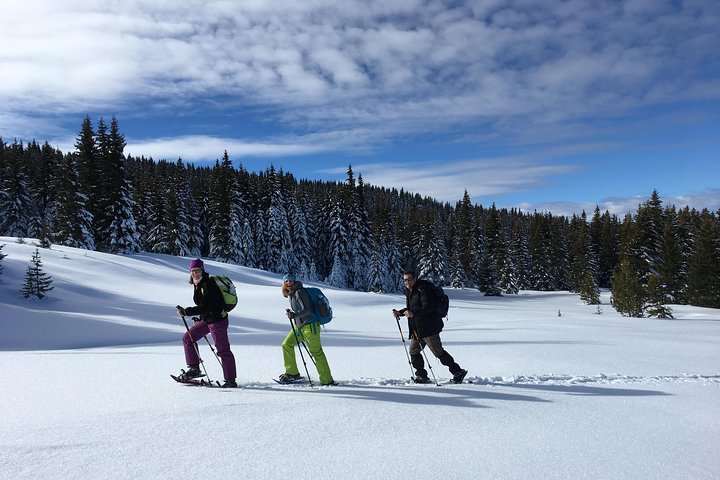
212, 275, 238, 312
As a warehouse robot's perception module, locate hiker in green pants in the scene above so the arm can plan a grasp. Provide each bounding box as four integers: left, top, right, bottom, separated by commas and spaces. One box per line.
278, 274, 335, 385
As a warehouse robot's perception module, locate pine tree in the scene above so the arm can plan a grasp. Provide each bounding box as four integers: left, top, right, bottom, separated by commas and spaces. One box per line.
493, 219, 518, 294
590, 207, 619, 288
325, 194, 350, 288
74, 115, 99, 243
579, 270, 601, 305
656, 207, 683, 304
287, 188, 311, 274
610, 258, 644, 317
348, 172, 373, 290
21, 248, 54, 299
417, 216, 449, 286
449, 191, 474, 287
0, 141, 33, 237
528, 213, 554, 290
644, 274, 674, 318
263, 167, 293, 272
635, 190, 664, 284
686, 209, 720, 308
511, 215, 531, 290
49, 153, 95, 250
102, 117, 141, 253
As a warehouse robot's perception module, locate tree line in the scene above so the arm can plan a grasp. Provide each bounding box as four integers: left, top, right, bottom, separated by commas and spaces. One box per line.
1, 116, 719, 315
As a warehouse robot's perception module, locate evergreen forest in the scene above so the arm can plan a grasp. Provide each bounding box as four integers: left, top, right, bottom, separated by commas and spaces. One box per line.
1, 116, 719, 315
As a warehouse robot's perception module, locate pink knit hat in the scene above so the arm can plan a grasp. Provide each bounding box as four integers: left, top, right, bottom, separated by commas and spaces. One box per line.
189, 258, 204, 270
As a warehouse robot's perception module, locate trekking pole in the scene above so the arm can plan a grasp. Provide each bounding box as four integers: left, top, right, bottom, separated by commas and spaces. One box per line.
300, 340, 317, 366
393, 312, 416, 381
177, 308, 212, 383
289, 315, 313, 386
411, 329, 440, 386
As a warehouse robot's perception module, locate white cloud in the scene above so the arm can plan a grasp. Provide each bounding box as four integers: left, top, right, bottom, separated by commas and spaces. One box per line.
125, 135, 332, 162
351, 156, 582, 205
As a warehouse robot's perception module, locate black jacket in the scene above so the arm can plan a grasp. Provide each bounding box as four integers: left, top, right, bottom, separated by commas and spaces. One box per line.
404, 279, 444, 338
184, 272, 226, 323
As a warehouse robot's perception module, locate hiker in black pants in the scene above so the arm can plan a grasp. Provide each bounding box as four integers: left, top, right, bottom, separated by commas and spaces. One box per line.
393, 271, 467, 384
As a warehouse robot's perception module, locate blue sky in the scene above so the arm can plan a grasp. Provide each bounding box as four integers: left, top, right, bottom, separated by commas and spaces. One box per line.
1, 0, 718, 217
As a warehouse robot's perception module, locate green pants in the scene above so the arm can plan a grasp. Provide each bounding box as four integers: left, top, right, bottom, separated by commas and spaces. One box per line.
282, 323, 333, 385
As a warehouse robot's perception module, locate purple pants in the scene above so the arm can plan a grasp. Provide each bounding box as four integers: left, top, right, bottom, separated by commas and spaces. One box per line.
182, 318, 237, 381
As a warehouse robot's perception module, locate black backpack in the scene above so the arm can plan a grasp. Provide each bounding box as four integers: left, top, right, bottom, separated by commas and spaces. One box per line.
433, 284, 450, 318
419, 280, 449, 318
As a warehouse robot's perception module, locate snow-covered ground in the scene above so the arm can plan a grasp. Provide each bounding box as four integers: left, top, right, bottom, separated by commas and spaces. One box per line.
1, 237, 718, 480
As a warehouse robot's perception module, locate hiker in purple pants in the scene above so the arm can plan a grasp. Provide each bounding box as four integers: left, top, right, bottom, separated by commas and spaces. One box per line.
176, 258, 237, 388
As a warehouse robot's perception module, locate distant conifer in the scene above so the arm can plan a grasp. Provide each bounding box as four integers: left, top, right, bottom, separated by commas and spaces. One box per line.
21, 248, 54, 299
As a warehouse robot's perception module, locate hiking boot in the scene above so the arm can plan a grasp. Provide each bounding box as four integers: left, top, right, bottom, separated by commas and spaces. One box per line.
278, 373, 302, 384
179, 365, 202, 381
413, 376, 432, 384
451, 369, 468, 384
321, 380, 338, 386
222, 379, 237, 388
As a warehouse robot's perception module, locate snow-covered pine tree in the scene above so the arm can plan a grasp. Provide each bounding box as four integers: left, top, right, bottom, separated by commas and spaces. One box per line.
0, 140, 33, 237
510, 217, 531, 290
528, 213, 554, 290
21, 248, 54, 299
635, 190, 664, 286
233, 164, 254, 266
449, 191, 474, 287
239, 217, 256, 268
496, 227, 519, 294
27, 142, 61, 239
263, 167, 293, 273
417, 216, 449, 286
74, 116, 100, 242
208, 153, 242, 263
347, 172, 373, 291
325, 189, 350, 288
106, 178, 141, 254
102, 117, 141, 254
286, 186, 311, 275
49, 153, 95, 250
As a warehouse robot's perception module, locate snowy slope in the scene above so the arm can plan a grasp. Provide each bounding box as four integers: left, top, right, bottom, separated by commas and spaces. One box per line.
1, 238, 719, 480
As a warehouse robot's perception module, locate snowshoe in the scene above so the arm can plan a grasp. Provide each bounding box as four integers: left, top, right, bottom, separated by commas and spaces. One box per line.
451, 369, 468, 384
177, 366, 204, 382
277, 373, 303, 384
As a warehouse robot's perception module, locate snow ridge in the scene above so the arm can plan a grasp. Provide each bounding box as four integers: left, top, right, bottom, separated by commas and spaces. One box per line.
476, 373, 720, 386
244, 374, 720, 389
